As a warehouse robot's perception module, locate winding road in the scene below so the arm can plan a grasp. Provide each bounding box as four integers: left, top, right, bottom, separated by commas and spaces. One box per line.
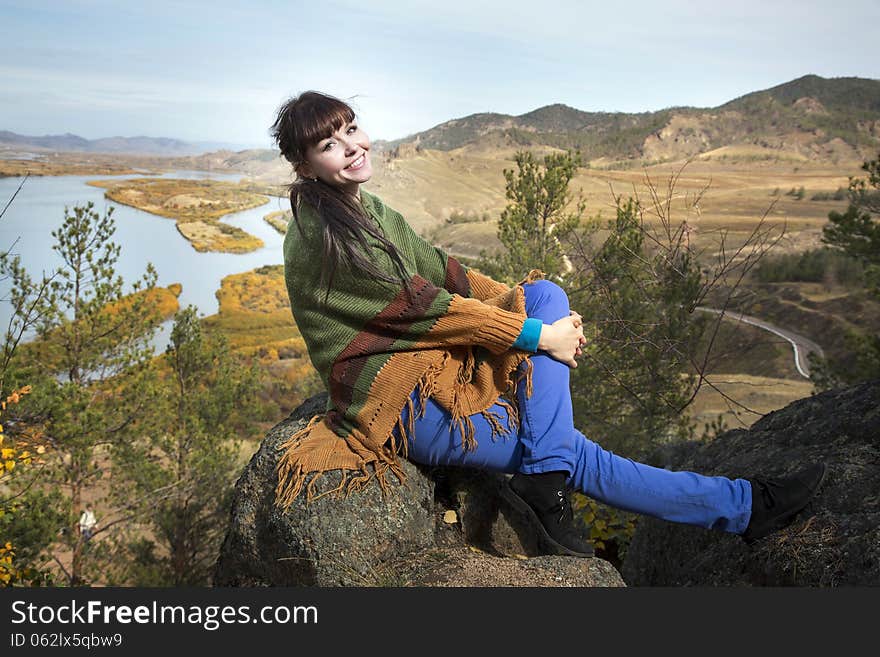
695, 307, 825, 379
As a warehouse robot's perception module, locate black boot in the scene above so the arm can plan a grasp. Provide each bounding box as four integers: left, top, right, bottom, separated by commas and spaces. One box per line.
502, 471, 594, 558
742, 462, 827, 544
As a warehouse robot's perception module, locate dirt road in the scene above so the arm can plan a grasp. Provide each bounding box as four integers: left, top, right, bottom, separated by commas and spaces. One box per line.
696, 306, 825, 379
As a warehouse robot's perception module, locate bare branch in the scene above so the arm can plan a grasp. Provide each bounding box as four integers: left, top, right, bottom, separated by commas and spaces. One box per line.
0, 173, 29, 221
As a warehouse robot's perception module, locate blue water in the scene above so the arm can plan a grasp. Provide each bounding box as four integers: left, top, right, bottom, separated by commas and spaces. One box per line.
0, 170, 290, 352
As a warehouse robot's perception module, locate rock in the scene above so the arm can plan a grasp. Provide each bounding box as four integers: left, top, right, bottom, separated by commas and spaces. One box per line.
429, 467, 540, 557
622, 379, 880, 586
213, 393, 434, 586
215, 392, 622, 586
390, 141, 420, 159
386, 547, 625, 587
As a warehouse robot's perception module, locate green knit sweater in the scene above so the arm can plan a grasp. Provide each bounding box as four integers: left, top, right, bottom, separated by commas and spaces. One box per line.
276, 189, 538, 507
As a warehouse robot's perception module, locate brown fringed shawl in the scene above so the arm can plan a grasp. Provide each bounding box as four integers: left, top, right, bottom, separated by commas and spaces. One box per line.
276, 190, 538, 509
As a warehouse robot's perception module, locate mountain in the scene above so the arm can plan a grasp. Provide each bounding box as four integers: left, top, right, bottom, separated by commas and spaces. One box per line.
6, 75, 877, 166
377, 75, 880, 163
0, 131, 253, 156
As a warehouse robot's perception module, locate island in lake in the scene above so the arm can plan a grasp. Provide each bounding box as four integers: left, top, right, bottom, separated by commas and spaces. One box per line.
263, 209, 291, 235
87, 177, 269, 253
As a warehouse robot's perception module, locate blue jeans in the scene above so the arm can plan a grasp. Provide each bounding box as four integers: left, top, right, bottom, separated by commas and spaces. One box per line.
397, 279, 753, 534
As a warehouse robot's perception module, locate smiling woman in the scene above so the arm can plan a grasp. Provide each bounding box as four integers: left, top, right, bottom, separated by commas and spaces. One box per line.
270, 91, 413, 302
268, 90, 828, 560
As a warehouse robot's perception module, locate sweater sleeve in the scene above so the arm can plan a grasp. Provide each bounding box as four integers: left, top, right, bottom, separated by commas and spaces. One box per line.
381, 202, 513, 301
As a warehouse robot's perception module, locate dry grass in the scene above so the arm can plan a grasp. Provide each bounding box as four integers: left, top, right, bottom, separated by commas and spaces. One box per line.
687, 374, 814, 431
369, 150, 863, 261
0, 158, 143, 177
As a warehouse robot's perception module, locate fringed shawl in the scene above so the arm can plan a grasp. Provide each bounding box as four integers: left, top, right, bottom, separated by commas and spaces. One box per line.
275, 190, 539, 509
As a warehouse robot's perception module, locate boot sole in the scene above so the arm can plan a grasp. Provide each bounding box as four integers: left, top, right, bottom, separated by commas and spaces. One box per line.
500, 479, 594, 558
744, 462, 828, 545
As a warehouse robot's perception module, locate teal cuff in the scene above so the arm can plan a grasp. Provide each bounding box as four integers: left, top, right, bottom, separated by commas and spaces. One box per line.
512, 317, 542, 352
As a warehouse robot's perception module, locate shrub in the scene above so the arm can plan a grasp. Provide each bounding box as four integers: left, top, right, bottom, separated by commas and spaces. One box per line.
754, 247, 864, 285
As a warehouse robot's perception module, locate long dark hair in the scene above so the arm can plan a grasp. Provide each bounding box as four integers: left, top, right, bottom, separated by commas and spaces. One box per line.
270, 91, 412, 303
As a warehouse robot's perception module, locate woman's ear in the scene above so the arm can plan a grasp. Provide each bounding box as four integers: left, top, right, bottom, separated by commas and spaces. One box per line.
295, 162, 315, 180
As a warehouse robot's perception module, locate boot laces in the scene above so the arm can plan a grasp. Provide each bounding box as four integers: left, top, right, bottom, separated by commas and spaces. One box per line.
555, 489, 571, 525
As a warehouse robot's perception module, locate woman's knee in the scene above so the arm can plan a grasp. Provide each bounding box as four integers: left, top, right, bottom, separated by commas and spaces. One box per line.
523, 279, 570, 319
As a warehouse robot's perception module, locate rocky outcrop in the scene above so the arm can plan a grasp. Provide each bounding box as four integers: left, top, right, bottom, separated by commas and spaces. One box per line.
622, 379, 880, 586
214, 392, 623, 587
389, 141, 421, 160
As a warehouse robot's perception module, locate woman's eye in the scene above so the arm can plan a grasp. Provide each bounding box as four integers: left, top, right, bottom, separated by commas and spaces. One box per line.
322, 142, 334, 151
347, 125, 357, 134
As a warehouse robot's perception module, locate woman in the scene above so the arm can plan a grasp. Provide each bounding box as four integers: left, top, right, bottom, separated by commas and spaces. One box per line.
270, 90, 825, 557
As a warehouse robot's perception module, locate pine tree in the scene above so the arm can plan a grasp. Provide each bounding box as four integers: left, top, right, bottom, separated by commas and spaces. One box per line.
566, 197, 703, 459
477, 150, 584, 284
0, 201, 162, 585
110, 306, 258, 585
811, 152, 880, 389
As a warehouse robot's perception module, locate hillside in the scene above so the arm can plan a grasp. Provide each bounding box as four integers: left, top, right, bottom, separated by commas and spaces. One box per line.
378, 74, 880, 164
0, 130, 252, 156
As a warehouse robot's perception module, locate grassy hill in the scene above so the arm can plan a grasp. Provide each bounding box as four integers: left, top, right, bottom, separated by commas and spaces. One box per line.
378, 74, 880, 164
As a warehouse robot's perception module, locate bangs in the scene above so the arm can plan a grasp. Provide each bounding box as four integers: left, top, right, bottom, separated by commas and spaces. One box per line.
297, 97, 356, 149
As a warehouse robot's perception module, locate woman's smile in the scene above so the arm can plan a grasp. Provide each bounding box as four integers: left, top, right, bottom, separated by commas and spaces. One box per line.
345, 154, 366, 170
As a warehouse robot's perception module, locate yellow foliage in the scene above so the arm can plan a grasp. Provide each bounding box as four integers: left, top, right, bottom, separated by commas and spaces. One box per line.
202, 267, 302, 357
184, 265, 325, 416
0, 542, 32, 587
0, 386, 34, 477
102, 286, 179, 322
0, 388, 42, 587
573, 493, 637, 557
2, 385, 31, 410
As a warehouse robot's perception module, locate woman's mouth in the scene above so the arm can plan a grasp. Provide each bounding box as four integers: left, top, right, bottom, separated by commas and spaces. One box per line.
345, 154, 366, 170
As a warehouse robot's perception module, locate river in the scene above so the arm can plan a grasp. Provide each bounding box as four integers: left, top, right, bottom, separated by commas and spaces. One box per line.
0, 170, 290, 351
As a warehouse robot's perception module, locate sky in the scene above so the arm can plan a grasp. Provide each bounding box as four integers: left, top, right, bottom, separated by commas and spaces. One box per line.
1, 0, 878, 149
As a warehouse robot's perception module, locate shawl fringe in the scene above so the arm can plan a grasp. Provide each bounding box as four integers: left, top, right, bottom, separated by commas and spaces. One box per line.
274, 347, 534, 511
275, 271, 544, 511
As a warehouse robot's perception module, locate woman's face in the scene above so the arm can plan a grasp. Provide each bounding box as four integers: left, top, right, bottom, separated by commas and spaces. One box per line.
300, 119, 372, 196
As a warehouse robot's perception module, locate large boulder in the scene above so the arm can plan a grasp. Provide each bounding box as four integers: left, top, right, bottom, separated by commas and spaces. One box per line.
214, 392, 625, 586
622, 379, 880, 586
213, 393, 434, 586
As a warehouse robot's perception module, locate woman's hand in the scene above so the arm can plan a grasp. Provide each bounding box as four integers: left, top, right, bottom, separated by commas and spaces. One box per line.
537, 311, 587, 368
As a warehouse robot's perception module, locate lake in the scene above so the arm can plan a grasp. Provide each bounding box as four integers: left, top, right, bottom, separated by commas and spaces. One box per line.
0, 170, 291, 351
